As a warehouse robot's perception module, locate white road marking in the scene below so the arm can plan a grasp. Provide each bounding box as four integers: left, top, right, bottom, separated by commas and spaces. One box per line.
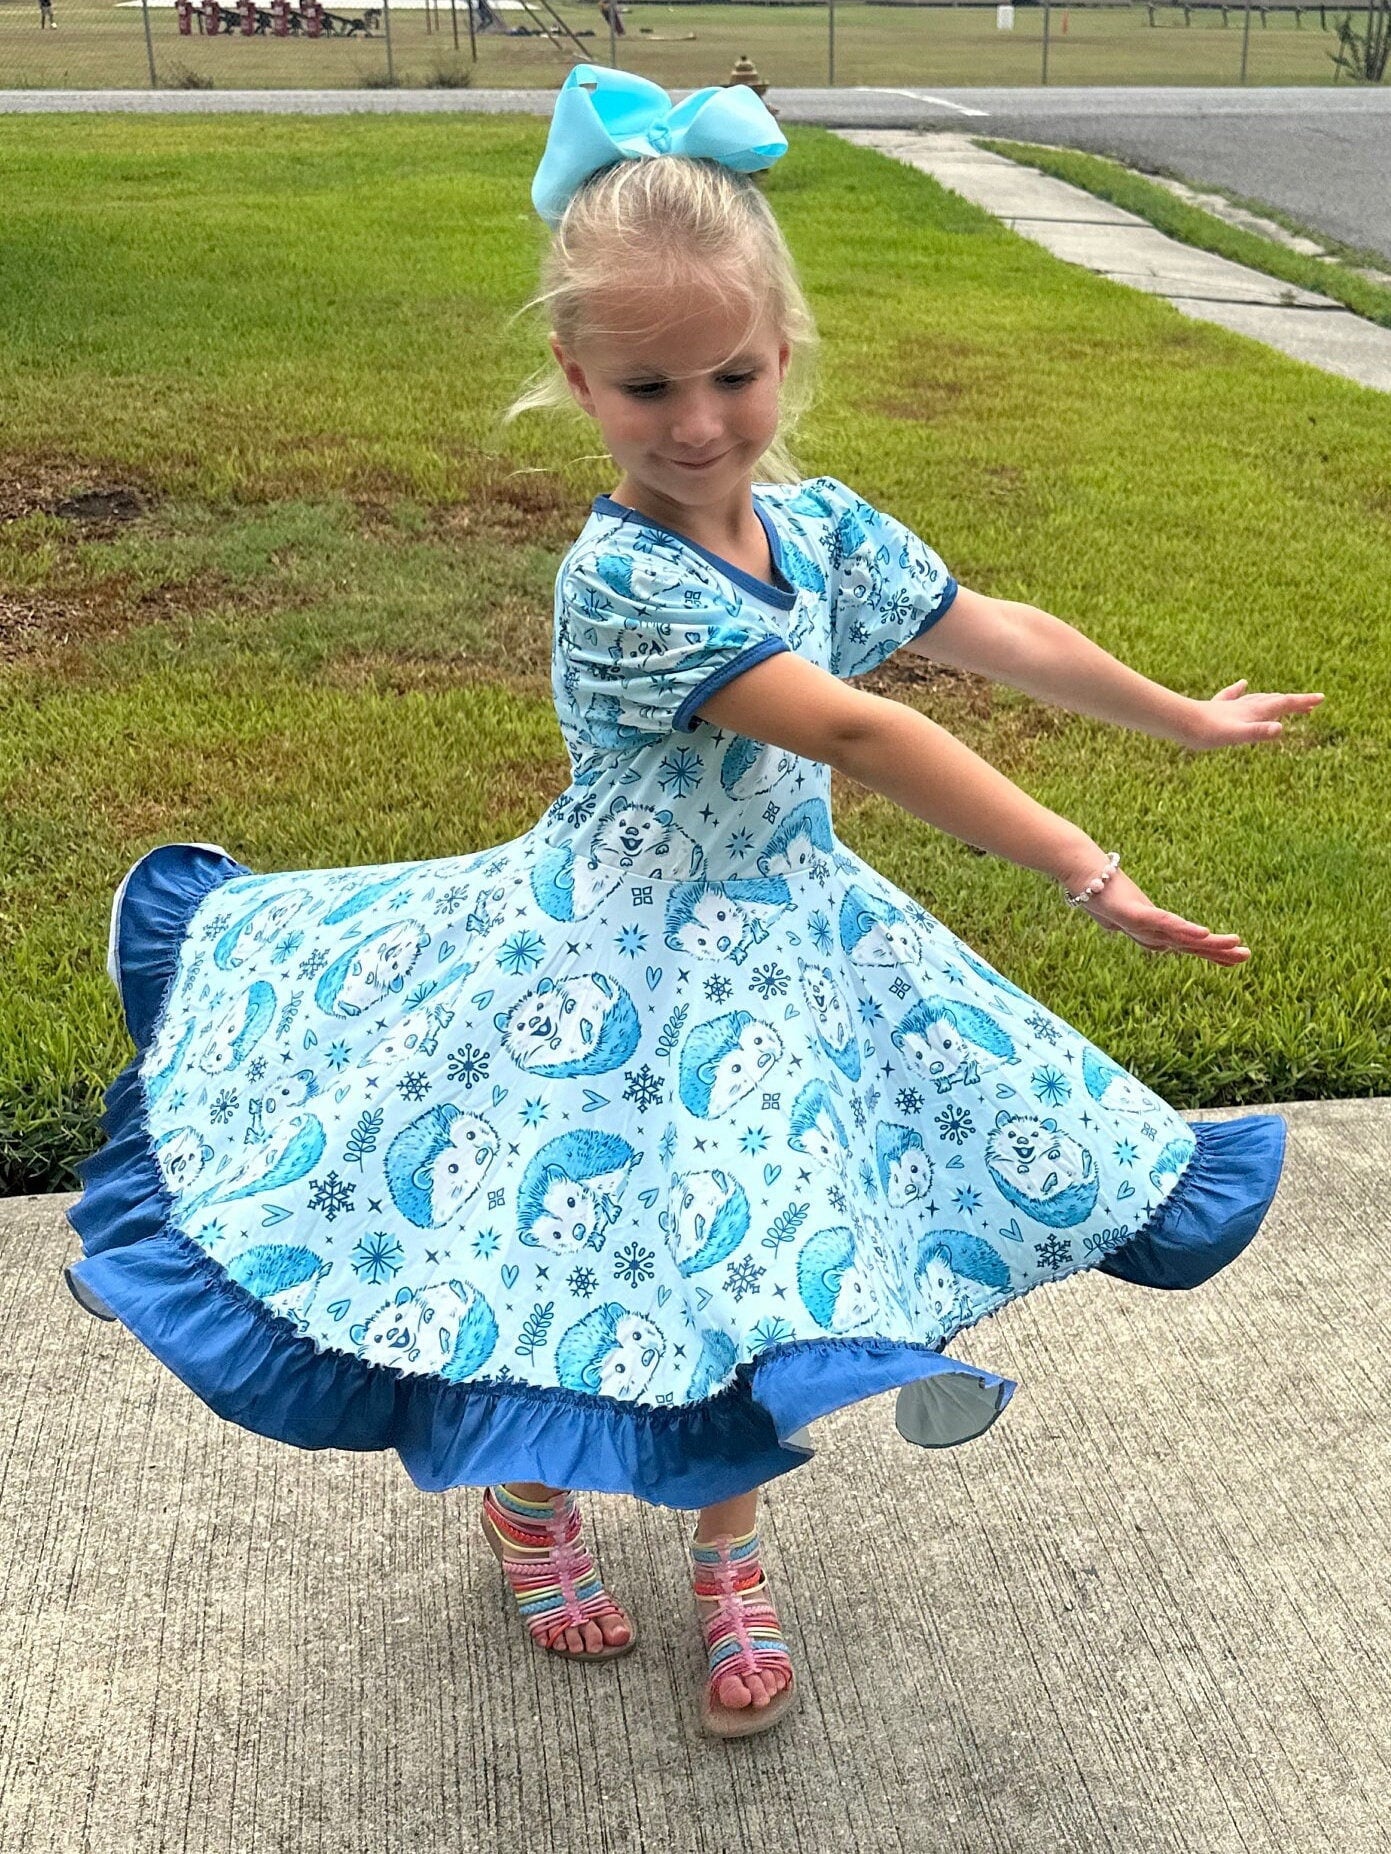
863, 88, 990, 118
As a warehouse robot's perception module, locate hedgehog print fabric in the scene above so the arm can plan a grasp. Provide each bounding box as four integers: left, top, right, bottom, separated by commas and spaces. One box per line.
65, 475, 1286, 1508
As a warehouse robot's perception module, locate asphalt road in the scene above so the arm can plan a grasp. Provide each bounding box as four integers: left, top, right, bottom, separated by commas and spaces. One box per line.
786, 86, 1391, 262
5, 83, 1389, 261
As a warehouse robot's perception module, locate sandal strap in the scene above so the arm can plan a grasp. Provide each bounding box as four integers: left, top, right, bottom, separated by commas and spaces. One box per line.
691, 1528, 793, 1697
484, 1486, 626, 1652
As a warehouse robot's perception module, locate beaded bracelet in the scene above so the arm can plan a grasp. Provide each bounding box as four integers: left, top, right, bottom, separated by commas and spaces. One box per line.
1064, 850, 1121, 908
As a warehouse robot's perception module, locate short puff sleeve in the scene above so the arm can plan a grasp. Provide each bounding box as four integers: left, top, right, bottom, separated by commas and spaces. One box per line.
805, 476, 958, 679
557, 546, 790, 748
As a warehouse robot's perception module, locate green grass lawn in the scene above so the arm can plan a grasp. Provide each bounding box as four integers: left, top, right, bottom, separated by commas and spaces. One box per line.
2, 114, 1389, 1194
0, 0, 1354, 90
984, 139, 1391, 329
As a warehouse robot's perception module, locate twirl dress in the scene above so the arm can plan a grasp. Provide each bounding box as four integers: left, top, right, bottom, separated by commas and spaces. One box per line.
65, 476, 1285, 1508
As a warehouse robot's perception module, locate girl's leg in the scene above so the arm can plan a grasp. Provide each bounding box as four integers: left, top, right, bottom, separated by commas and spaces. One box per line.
694, 1486, 793, 1713
494, 1482, 633, 1656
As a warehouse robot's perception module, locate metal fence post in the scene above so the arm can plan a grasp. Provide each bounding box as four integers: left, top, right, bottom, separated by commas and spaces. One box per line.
828, 0, 836, 84
140, 0, 158, 86
449, 0, 459, 47
1239, 0, 1253, 76
1041, 0, 1051, 81
465, 0, 476, 58
382, 0, 395, 81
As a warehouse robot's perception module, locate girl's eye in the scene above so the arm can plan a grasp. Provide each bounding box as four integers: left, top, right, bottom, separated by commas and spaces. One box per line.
717, 372, 758, 390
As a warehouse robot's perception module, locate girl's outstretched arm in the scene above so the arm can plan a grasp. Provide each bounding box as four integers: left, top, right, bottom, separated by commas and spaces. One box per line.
905, 586, 1323, 750
695, 652, 1250, 966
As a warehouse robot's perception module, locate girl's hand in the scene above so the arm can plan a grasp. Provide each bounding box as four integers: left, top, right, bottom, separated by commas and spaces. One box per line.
1064, 868, 1251, 966
1184, 680, 1324, 749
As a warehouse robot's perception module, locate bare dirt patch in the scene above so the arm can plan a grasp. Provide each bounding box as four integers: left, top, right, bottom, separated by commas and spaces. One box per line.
433, 472, 583, 553
0, 458, 154, 534
0, 573, 252, 668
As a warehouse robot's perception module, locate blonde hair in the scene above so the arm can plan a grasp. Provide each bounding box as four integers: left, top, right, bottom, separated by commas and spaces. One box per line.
502, 156, 819, 484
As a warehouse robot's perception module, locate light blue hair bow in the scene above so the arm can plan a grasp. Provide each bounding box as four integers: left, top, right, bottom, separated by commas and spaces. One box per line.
531, 63, 788, 227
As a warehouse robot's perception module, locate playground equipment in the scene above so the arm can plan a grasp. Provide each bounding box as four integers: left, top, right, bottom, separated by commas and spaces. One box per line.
176, 0, 367, 33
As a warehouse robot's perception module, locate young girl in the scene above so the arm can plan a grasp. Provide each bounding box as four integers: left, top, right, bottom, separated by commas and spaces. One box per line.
64, 68, 1319, 1742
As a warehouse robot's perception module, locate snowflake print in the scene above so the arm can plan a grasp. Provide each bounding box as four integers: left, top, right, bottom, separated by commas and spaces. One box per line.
1031, 1066, 1071, 1107
400, 1071, 430, 1103
749, 1317, 795, 1352
725, 1257, 765, 1303
520, 1097, 549, 1128
327, 1041, 351, 1073
896, 1087, 924, 1117
704, 974, 733, 1004
623, 1066, 664, 1112
1035, 1236, 1071, 1272
208, 1089, 238, 1126
616, 924, 648, 958
612, 1244, 655, 1287
447, 1044, 490, 1089
657, 746, 702, 798
246, 1056, 267, 1085
308, 1172, 356, 1222
952, 1186, 982, 1216
473, 1228, 501, 1260
352, 1231, 405, 1285
828, 1184, 847, 1214
808, 911, 832, 954
1114, 1140, 1138, 1167
1026, 1012, 1061, 1046
273, 931, 304, 964
498, 931, 546, 977
434, 886, 470, 916
750, 963, 790, 1001
809, 855, 831, 882
659, 1124, 678, 1166
567, 1266, 598, 1300
936, 1105, 975, 1145
726, 829, 754, 859
739, 1125, 769, 1156
851, 1096, 867, 1131
857, 997, 883, 1026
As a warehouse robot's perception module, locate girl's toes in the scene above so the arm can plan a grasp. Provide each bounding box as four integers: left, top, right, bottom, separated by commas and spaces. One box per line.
562, 1626, 586, 1655
717, 1672, 753, 1710
599, 1611, 631, 1648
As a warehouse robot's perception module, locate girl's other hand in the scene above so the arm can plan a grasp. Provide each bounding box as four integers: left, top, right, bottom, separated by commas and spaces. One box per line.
1184, 680, 1324, 749
1068, 869, 1251, 966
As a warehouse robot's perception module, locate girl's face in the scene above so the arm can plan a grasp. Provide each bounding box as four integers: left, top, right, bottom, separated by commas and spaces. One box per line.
551, 280, 790, 515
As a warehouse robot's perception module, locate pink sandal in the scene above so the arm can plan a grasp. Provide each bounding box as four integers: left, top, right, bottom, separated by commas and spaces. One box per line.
690, 1528, 798, 1738
481, 1484, 636, 1663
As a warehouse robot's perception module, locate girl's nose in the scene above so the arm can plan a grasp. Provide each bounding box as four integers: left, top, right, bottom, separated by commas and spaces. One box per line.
669, 393, 724, 450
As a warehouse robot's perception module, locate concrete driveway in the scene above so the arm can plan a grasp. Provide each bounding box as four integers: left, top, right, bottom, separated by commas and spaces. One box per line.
2, 1096, 1388, 1852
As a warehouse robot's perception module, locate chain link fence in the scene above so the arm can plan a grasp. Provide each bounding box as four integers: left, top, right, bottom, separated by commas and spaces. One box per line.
0, 0, 1375, 92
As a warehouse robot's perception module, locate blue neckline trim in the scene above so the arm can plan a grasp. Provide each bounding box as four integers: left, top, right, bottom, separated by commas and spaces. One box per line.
592, 493, 799, 611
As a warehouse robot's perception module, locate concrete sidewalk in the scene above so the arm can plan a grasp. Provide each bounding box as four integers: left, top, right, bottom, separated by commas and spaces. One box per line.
2, 1097, 1389, 1853
838, 132, 1391, 397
